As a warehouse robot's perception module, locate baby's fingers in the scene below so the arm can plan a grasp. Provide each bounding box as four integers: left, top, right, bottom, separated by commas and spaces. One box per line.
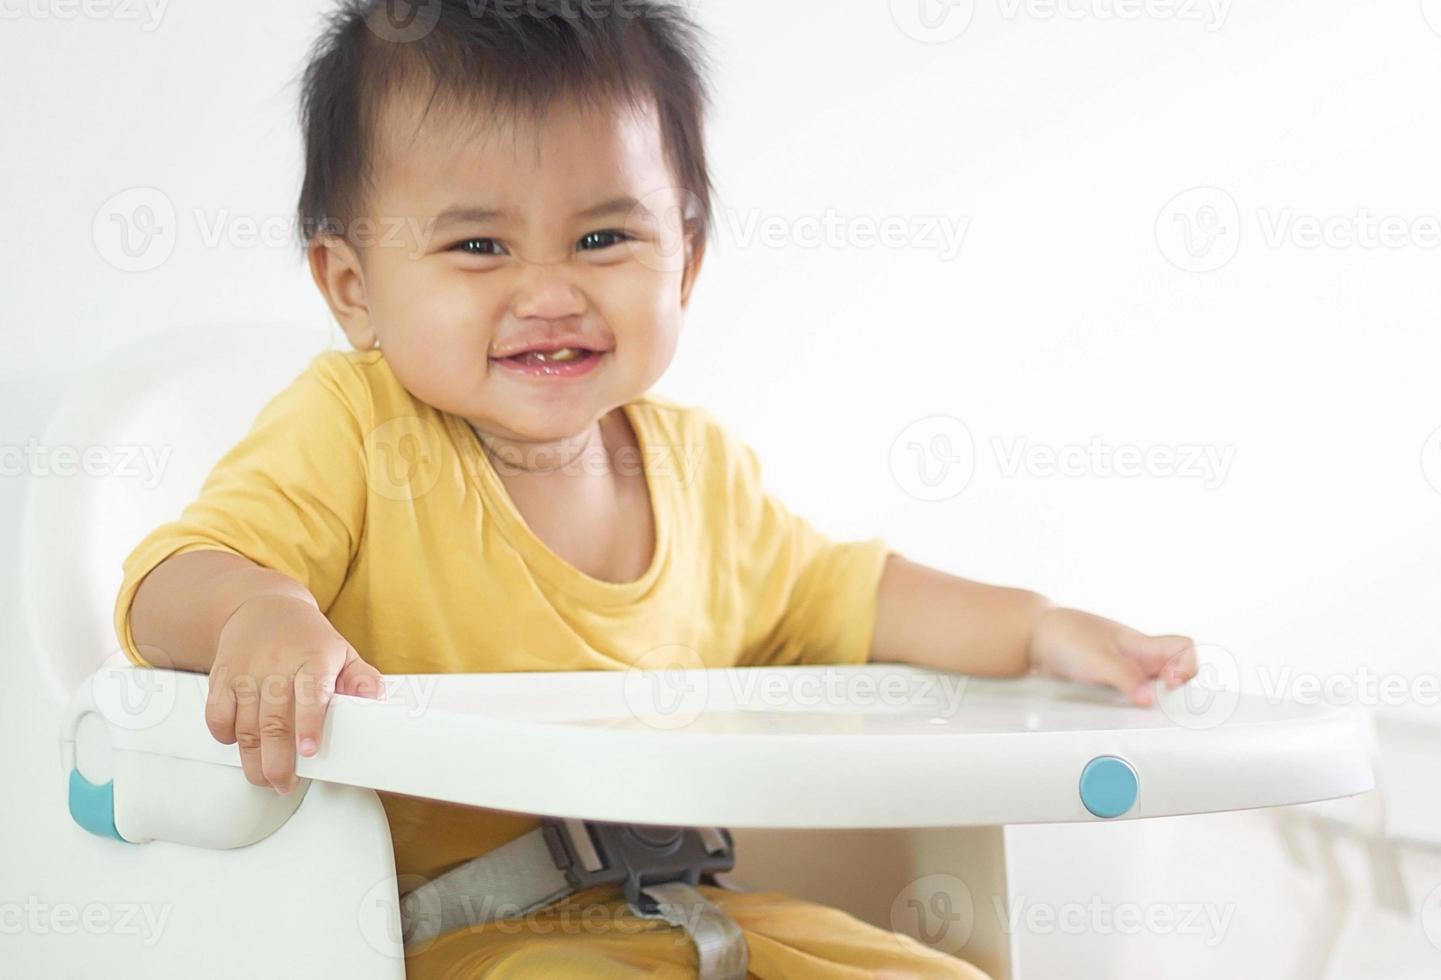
204, 665, 238, 744
336, 653, 384, 700
258, 671, 300, 795
293, 662, 335, 759
232, 675, 268, 789
1086, 647, 1154, 707
1123, 634, 1198, 688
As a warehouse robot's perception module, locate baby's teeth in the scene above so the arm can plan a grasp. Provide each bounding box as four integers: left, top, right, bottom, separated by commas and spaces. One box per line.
540, 347, 583, 362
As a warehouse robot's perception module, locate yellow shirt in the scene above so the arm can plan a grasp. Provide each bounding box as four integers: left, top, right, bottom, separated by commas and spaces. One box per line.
113, 349, 894, 885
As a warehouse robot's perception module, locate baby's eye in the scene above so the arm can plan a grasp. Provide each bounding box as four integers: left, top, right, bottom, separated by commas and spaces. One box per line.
451, 238, 508, 256
578, 230, 632, 251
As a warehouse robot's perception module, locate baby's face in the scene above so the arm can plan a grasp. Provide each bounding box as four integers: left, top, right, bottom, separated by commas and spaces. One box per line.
316, 89, 701, 446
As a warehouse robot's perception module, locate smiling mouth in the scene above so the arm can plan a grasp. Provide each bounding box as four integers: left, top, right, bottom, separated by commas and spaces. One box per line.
497, 347, 590, 364
491, 347, 606, 378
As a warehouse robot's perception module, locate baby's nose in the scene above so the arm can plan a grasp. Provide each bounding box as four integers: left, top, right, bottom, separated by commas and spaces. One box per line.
511, 265, 588, 321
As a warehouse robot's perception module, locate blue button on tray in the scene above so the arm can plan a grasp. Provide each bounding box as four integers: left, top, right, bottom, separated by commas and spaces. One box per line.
1079, 755, 1138, 818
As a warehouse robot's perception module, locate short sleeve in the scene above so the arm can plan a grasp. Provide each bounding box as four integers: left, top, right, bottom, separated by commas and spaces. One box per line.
113, 354, 369, 667
726, 434, 895, 668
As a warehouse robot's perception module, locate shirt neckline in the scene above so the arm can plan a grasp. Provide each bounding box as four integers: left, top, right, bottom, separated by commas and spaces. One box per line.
444, 400, 669, 606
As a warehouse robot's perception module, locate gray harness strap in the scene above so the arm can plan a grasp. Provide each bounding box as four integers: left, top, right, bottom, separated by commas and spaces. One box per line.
639, 880, 750, 980
399, 821, 749, 980
399, 826, 572, 948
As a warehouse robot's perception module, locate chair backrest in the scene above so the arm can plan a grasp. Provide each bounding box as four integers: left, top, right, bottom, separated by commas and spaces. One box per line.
21, 323, 336, 700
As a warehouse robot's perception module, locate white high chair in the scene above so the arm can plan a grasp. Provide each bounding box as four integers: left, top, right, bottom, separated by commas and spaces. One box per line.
20, 325, 1376, 979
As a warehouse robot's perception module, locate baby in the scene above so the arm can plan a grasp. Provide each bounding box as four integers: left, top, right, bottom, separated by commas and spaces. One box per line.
115, 1, 1198, 977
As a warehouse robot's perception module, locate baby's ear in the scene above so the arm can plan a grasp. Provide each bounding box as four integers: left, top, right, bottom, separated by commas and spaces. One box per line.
308, 234, 377, 350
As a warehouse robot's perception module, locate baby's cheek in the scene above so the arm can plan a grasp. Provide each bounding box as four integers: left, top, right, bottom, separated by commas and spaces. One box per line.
629, 310, 681, 390
392, 287, 492, 354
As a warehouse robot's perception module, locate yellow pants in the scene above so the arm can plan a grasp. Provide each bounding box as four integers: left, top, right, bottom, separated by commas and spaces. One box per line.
404, 883, 993, 979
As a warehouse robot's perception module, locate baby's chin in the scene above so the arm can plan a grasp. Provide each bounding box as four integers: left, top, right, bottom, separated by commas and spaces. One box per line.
452, 392, 624, 452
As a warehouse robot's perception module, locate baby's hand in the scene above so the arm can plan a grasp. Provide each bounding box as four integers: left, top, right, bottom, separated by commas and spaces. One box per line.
1026, 608, 1197, 707
204, 595, 383, 793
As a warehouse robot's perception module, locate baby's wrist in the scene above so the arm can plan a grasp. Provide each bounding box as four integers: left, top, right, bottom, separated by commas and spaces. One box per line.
1022, 597, 1060, 672
219, 591, 316, 633
213, 593, 322, 666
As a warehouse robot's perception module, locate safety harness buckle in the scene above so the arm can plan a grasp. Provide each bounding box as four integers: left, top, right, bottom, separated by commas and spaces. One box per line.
540, 818, 736, 916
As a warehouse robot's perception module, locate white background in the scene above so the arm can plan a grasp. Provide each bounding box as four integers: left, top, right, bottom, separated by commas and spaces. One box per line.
3, 1, 1440, 976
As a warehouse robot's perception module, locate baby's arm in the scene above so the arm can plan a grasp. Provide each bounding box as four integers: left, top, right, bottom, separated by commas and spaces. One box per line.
131, 549, 317, 672
130, 549, 382, 793
869, 554, 1197, 706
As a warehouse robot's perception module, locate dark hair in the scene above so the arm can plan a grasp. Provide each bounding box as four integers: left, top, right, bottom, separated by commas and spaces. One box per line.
294, 0, 714, 254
